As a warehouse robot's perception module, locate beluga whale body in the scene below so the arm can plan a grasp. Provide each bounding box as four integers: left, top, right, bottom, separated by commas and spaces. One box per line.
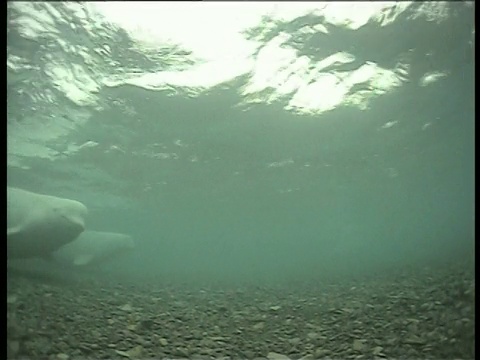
7, 186, 88, 259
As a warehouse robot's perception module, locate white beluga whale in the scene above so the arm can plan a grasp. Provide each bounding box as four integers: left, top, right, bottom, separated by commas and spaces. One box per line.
7, 187, 88, 259
52, 231, 135, 267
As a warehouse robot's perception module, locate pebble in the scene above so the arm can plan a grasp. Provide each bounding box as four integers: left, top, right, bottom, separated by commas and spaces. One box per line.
372, 346, 384, 356
252, 322, 265, 330
267, 351, 291, 359
300, 355, 314, 360
314, 348, 330, 357
353, 339, 366, 351
289, 337, 301, 346
173, 346, 190, 357
119, 304, 133, 312
114, 350, 130, 358
404, 335, 426, 345
126, 324, 137, 331
127, 345, 143, 358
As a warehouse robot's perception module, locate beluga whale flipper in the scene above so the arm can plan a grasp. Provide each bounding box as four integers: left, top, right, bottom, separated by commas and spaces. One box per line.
7, 187, 88, 259
52, 231, 135, 267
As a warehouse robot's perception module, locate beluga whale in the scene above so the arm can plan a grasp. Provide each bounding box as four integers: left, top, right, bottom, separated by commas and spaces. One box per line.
7, 186, 88, 259
52, 231, 135, 267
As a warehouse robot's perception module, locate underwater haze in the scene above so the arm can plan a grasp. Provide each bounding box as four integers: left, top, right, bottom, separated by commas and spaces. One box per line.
7, 2, 474, 286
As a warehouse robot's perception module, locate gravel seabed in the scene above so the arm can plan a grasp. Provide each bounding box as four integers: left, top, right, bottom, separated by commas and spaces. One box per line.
7, 261, 474, 360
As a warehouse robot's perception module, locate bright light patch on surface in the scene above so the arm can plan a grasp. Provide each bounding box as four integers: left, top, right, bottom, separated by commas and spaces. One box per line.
288, 74, 347, 114
90, 2, 410, 114
243, 33, 299, 95
120, 59, 255, 91
320, 2, 399, 29
381, 120, 399, 129
419, 71, 448, 87
91, 2, 265, 62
